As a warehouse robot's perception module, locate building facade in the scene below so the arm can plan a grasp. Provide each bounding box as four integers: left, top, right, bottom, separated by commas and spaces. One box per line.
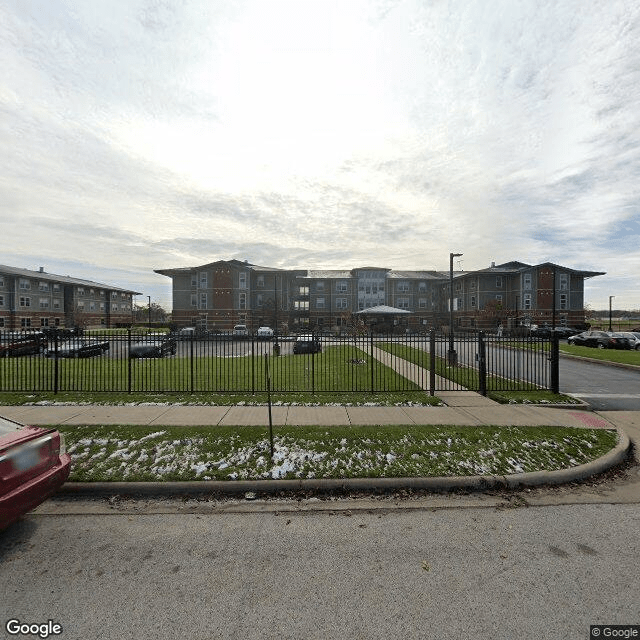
0, 265, 140, 330
157, 259, 604, 333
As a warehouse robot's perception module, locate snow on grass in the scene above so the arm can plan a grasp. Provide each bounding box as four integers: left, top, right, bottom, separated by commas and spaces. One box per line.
61, 424, 620, 483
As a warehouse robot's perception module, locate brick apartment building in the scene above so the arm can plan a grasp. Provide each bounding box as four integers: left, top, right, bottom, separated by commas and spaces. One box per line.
0, 265, 140, 330
156, 259, 604, 333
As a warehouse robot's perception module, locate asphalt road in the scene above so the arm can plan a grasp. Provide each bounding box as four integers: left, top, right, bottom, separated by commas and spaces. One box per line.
2, 499, 638, 640
560, 357, 640, 410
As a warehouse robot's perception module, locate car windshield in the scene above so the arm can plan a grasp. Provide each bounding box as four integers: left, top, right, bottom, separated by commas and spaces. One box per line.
0, 417, 21, 436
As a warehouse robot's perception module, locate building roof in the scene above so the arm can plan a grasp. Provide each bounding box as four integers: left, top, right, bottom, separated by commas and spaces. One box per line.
355, 305, 412, 315
0, 264, 141, 294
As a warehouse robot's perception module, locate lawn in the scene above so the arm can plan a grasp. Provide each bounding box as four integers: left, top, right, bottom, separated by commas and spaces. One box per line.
0, 345, 422, 394
60, 423, 620, 482
559, 344, 640, 366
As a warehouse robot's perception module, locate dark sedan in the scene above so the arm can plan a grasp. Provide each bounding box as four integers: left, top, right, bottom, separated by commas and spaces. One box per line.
0, 332, 46, 357
293, 335, 322, 354
129, 337, 177, 358
1, 416, 71, 530
567, 331, 632, 349
45, 339, 110, 358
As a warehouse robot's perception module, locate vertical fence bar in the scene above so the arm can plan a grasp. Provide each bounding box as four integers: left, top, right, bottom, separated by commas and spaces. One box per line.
478, 331, 487, 396
550, 334, 559, 394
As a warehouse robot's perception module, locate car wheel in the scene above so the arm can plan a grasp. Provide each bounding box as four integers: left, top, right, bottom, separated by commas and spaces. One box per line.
597, 343, 605, 349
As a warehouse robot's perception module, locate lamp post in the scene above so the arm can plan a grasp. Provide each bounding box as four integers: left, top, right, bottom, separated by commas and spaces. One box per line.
448, 252, 463, 365
147, 295, 152, 332
609, 295, 614, 332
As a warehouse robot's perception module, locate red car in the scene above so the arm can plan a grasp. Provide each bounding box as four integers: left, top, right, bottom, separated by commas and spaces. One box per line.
0, 416, 71, 529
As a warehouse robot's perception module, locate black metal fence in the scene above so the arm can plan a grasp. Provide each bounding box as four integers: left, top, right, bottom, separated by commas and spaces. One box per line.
0, 329, 557, 395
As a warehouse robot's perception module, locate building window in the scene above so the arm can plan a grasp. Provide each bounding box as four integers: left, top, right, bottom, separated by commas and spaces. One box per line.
191, 274, 197, 287
19, 279, 30, 290
418, 298, 427, 309
40, 318, 49, 327
239, 272, 247, 289
398, 282, 409, 292
471, 296, 476, 308
21, 318, 31, 328
111, 292, 118, 299
257, 276, 264, 287
496, 276, 503, 288
191, 294, 197, 307
0, 277, 4, 287
336, 281, 348, 293
239, 292, 246, 309
397, 297, 410, 309
559, 273, 568, 290
294, 300, 309, 310
418, 282, 427, 293
111, 304, 118, 312
0, 295, 4, 307
523, 273, 532, 290
316, 281, 325, 292
316, 297, 325, 309
90, 302, 96, 311
200, 293, 207, 309
77, 287, 85, 296
77, 301, 85, 310
99, 302, 105, 311
0, 318, 4, 327
495, 295, 503, 305
299, 286, 309, 296
256, 294, 263, 307
523, 293, 532, 310
199, 272, 207, 288
336, 298, 348, 309
39, 282, 49, 291
19, 296, 31, 308
559, 293, 568, 310
39, 298, 49, 309
53, 299, 61, 309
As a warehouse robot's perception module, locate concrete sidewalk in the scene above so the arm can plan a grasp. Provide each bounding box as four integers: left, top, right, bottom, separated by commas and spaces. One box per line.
0, 395, 637, 434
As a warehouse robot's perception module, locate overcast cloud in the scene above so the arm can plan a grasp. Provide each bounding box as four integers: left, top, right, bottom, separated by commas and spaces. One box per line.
1, 0, 639, 310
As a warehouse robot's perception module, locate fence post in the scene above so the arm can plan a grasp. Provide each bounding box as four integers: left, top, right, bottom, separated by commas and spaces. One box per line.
550, 333, 559, 394
429, 330, 436, 396
127, 328, 132, 394
370, 331, 375, 393
190, 333, 194, 393
478, 331, 487, 396
53, 330, 59, 394
265, 353, 274, 459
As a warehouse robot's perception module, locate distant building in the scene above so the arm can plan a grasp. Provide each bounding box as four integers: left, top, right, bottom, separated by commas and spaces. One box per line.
0, 265, 141, 330
155, 259, 604, 332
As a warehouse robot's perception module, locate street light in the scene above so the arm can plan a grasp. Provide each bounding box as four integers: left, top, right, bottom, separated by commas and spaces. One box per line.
148, 295, 152, 332
448, 252, 463, 365
609, 295, 615, 332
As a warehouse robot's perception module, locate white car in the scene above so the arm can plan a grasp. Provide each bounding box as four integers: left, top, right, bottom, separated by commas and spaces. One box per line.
233, 324, 249, 339
256, 326, 274, 339
618, 332, 640, 350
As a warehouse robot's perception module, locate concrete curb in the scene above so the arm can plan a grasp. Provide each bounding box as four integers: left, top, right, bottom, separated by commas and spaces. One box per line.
560, 351, 640, 373
59, 427, 631, 498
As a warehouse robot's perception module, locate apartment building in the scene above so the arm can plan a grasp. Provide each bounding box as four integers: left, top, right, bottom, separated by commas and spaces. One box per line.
156, 259, 604, 332
0, 265, 140, 330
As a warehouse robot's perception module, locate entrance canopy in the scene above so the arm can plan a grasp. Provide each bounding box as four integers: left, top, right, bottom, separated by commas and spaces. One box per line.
355, 305, 411, 315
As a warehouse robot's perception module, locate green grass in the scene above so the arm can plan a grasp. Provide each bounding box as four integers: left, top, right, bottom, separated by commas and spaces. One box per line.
0, 390, 440, 406
559, 344, 640, 366
487, 390, 581, 405
377, 342, 542, 392
60, 423, 620, 482
0, 345, 421, 394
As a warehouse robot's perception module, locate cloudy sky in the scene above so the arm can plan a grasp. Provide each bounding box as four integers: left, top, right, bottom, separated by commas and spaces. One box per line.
1, 0, 639, 311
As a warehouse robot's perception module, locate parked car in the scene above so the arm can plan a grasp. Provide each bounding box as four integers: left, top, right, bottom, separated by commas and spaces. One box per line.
0, 332, 46, 357
129, 337, 177, 358
45, 339, 109, 358
256, 326, 274, 339
172, 327, 196, 340
0, 415, 71, 530
293, 335, 322, 354
567, 331, 632, 349
618, 332, 640, 350
233, 324, 249, 339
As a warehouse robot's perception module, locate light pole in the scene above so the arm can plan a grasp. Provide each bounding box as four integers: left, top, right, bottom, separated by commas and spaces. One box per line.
609, 295, 614, 332
148, 295, 152, 331
448, 252, 463, 365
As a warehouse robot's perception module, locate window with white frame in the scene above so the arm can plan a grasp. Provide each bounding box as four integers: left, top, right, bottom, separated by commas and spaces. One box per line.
40, 318, 49, 327
496, 276, 503, 288
418, 298, 427, 309
111, 303, 118, 312
471, 296, 476, 308
523, 293, 532, 310
336, 298, 348, 309
239, 292, 246, 309
39, 282, 49, 291
39, 298, 49, 309
19, 279, 30, 290
397, 297, 410, 309
495, 295, 503, 304
21, 318, 31, 328
336, 281, 348, 293
418, 282, 427, 293
257, 275, 264, 287
77, 301, 85, 310
19, 296, 30, 308
77, 287, 85, 296
294, 300, 309, 310
398, 282, 409, 292
316, 281, 324, 292
90, 302, 96, 311
191, 274, 197, 287
0, 277, 4, 287
239, 272, 247, 289
559, 293, 568, 310
523, 273, 532, 289
53, 299, 61, 309
559, 273, 568, 290
99, 302, 105, 311
0, 295, 4, 307
200, 293, 207, 309
199, 272, 207, 288
256, 294, 263, 307
316, 297, 325, 309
